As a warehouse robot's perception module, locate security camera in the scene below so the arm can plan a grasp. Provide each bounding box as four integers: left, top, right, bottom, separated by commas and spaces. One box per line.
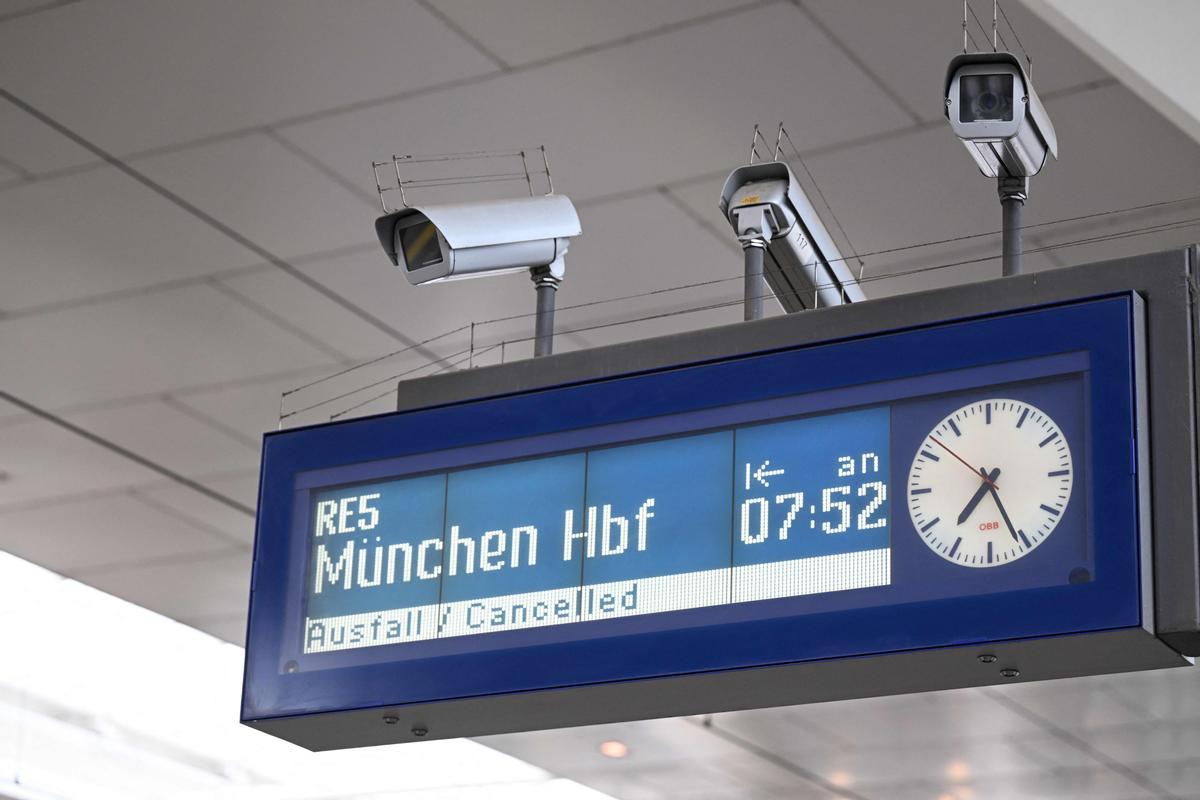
374, 194, 581, 286
944, 52, 1057, 178
719, 161, 865, 314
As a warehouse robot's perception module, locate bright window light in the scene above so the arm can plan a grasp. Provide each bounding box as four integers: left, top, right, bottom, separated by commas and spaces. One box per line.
0, 551, 615, 800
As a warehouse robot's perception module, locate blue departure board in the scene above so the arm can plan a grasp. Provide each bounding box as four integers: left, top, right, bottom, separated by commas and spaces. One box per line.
244, 294, 1152, 747
302, 407, 890, 653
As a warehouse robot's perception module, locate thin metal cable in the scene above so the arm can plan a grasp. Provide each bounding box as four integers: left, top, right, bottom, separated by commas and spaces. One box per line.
996, 1, 1032, 66
281, 325, 471, 397
281, 194, 1200, 421
279, 181, 1200, 411
330, 344, 504, 420
325, 211, 1200, 420
314, 216, 1200, 422
462, 192, 1200, 329
280, 346, 477, 420
967, 0, 1009, 51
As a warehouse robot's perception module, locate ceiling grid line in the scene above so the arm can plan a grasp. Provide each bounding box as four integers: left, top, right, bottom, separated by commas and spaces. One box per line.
656, 185, 742, 255
0, 241, 380, 321
158, 395, 262, 452
414, 0, 512, 71
0, 151, 35, 180
690, 716, 877, 800
69, 543, 250, 581
788, 0, 924, 124
0, 466, 261, 517
205, 279, 354, 363
0, 362, 348, 433
0, 390, 255, 517
261, 128, 383, 210
126, 487, 251, 548
0, 0, 79, 25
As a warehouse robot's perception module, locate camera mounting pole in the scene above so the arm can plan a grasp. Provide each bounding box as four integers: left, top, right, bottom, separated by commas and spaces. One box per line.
739, 232, 767, 322
998, 175, 1028, 276
531, 265, 560, 357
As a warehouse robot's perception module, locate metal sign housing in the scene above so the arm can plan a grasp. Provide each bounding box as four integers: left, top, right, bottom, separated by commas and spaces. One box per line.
243, 247, 1200, 750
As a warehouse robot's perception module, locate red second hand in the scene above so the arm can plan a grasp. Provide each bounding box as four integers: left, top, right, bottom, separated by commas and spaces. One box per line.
928, 435, 996, 487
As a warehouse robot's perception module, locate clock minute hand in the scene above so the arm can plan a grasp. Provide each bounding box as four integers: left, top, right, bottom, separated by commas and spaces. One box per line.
957, 467, 1001, 525
987, 483, 1021, 542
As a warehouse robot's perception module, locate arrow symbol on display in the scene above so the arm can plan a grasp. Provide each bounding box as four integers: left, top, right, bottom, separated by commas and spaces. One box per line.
753, 460, 785, 488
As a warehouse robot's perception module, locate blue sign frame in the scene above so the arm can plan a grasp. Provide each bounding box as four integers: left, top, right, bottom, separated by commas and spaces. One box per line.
243, 295, 1141, 723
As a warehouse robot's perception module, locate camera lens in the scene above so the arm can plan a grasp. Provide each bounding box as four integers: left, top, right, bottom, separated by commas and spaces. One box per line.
960, 73, 1014, 123
398, 219, 443, 270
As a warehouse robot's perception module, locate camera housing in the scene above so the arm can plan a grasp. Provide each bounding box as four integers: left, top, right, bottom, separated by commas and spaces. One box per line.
375, 194, 581, 285
719, 161, 865, 311
944, 52, 1058, 178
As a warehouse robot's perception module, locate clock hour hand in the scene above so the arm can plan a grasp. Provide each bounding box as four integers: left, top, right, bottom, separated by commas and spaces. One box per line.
987, 482, 1020, 542
957, 467, 1001, 525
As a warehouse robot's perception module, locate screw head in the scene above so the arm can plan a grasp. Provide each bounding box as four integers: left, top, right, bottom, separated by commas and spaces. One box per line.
999, 667, 1021, 679
412, 726, 429, 737
382, 714, 399, 725
977, 654, 998, 664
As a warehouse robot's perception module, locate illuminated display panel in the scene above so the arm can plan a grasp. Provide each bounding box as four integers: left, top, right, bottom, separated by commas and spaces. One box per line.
302, 406, 891, 653
295, 357, 1090, 662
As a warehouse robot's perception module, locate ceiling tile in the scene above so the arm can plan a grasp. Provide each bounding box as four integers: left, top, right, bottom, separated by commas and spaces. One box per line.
0, 0, 498, 154
281, 2, 914, 207
947, 765, 1154, 800
1022, 81, 1200, 233
0, 167, 259, 312
191, 470, 261, 512
133, 481, 257, 548
0, 284, 335, 409
780, 689, 1042, 748
134, 134, 380, 261
1082, 719, 1200, 766
67, 399, 260, 478
856, 766, 1154, 800
1105, 665, 1200, 723
429, 0, 744, 66
1128, 757, 1200, 798
74, 550, 252, 621
483, 718, 736, 775
0, 94, 95, 174
0, 492, 233, 574
0, 414, 157, 507
218, 267, 399, 363
989, 673, 1156, 731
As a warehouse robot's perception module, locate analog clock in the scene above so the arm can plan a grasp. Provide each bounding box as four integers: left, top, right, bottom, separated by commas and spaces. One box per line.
907, 398, 1073, 567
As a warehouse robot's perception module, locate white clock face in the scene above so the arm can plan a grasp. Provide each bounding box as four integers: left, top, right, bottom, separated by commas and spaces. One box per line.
907, 399, 1073, 568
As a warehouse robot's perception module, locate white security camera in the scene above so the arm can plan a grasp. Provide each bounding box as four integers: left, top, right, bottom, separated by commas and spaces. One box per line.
374, 194, 581, 285
944, 52, 1057, 178
719, 161, 865, 312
